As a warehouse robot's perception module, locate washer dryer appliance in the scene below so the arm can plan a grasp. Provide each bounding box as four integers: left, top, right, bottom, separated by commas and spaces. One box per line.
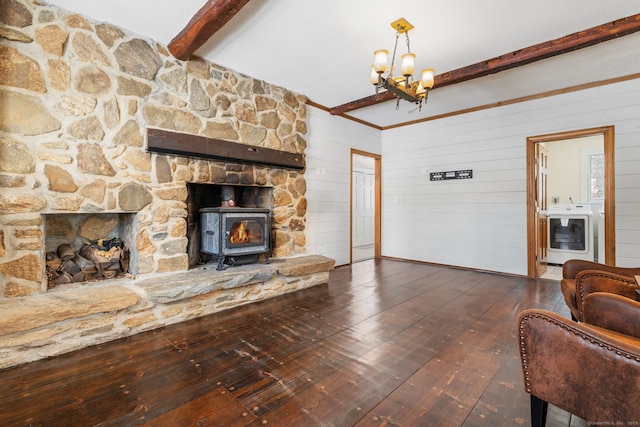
546, 204, 594, 265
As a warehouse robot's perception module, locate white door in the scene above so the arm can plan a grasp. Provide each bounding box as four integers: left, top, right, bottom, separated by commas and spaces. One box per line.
352, 168, 375, 247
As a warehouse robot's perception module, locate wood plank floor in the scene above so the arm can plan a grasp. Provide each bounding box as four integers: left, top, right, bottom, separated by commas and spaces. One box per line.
0, 259, 588, 426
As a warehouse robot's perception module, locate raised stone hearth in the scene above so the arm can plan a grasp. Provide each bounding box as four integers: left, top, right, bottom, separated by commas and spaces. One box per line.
0, 255, 334, 369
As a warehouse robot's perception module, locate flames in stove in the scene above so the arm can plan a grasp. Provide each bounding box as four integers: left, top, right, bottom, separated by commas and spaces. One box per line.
230, 221, 248, 244
229, 220, 263, 245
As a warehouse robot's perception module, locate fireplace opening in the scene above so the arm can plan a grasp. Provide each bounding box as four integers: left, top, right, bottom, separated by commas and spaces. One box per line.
186, 184, 273, 269
43, 213, 135, 289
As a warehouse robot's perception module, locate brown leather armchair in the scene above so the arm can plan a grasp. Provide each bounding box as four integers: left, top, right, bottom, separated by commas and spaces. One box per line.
560, 259, 640, 321
518, 293, 640, 427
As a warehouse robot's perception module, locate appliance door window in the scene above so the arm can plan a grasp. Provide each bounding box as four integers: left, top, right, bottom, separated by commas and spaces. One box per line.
549, 218, 586, 251
227, 218, 265, 247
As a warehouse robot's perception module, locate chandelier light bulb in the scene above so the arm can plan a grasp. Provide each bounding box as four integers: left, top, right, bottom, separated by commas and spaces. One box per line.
373, 50, 389, 73
401, 53, 416, 77
421, 68, 435, 89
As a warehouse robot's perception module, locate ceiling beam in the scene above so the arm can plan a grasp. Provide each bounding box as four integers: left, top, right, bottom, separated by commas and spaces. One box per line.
330, 13, 640, 115
168, 0, 251, 61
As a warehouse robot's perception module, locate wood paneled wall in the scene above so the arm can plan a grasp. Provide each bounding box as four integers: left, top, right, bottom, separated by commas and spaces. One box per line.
305, 110, 381, 266
304, 78, 640, 272
381, 78, 640, 273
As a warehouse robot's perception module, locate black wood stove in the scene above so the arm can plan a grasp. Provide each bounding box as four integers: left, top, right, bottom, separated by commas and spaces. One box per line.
200, 207, 271, 270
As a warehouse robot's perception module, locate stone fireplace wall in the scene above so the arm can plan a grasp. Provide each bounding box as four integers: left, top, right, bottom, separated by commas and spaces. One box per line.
0, 0, 334, 369
0, 0, 309, 296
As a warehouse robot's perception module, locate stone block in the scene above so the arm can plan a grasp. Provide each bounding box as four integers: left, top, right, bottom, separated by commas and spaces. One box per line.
44, 164, 78, 192
113, 39, 161, 80
0, 253, 42, 282
0, 89, 60, 135
138, 264, 276, 304
0, 284, 139, 335
4, 281, 39, 297
0, 324, 73, 348
119, 182, 152, 211
95, 24, 124, 49
156, 254, 188, 273
0, 136, 35, 173
72, 32, 110, 67
74, 65, 111, 95
273, 255, 335, 277
123, 313, 156, 328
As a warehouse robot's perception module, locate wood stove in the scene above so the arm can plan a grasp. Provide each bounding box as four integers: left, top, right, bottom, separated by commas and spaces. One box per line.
200, 207, 271, 270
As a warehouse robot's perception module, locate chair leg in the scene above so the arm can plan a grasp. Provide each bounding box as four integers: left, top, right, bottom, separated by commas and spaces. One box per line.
531, 394, 548, 427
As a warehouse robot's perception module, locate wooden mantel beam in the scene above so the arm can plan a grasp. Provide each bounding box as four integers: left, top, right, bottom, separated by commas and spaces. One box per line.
330, 13, 640, 115
168, 0, 251, 61
146, 128, 305, 170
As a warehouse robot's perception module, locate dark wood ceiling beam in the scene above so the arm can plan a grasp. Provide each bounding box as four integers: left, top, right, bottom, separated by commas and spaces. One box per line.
168, 0, 251, 61
330, 13, 640, 115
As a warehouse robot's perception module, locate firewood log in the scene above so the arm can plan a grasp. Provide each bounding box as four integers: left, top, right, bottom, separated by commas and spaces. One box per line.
48, 271, 72, 288
46, 266, 59, 281
97, 261, 119, 273
60, 259, 81, 275
46, 257, 62, 271
79, 244, 93, 260
57, 243, 75, 261
72, 254, 97, 273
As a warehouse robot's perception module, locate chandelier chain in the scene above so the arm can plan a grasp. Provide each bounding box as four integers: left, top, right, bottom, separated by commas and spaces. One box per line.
405, 32, 411, 56
389, 32, 401, 79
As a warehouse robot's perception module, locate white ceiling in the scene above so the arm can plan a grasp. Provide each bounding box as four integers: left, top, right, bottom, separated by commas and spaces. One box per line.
46, 0, 640, 128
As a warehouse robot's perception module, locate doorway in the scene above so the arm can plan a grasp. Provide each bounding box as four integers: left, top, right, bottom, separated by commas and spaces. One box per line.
526, 126, 616, 278
351, 150, 381, 262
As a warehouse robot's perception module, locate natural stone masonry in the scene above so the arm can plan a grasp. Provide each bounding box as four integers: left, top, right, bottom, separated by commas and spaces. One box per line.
0, 285, 140, 336
0, 0, 324, 368
0, 0, 308, 289
0, 255, 334, 369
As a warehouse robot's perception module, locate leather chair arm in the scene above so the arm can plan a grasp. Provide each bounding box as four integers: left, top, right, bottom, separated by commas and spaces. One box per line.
583, 293, 640, 338
562, 259, 640, 280
574, 270, 639, 318
518, 309, 640, 422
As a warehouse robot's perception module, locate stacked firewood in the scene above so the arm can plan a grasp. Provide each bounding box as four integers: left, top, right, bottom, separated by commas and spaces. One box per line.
46, 238, 129, 288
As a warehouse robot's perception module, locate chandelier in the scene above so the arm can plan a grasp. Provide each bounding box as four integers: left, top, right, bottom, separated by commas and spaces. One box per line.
370, 18, 435, 111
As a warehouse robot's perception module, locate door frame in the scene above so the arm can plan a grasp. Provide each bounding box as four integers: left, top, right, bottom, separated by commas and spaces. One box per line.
526, 126, 616, 277
534, 143, 549, 277
350, 149, 381, 262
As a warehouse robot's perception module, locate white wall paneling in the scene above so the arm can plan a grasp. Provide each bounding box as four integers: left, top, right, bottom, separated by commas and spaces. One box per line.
304, 79, 640, 273
380, 78, 640, 274
304, 107, 381, 266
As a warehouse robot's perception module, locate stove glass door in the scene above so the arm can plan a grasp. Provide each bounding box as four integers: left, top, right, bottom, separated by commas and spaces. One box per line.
227, 218, 265, 248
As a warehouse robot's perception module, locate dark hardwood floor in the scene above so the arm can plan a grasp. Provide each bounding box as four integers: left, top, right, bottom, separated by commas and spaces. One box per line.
0, 259, 587, 426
